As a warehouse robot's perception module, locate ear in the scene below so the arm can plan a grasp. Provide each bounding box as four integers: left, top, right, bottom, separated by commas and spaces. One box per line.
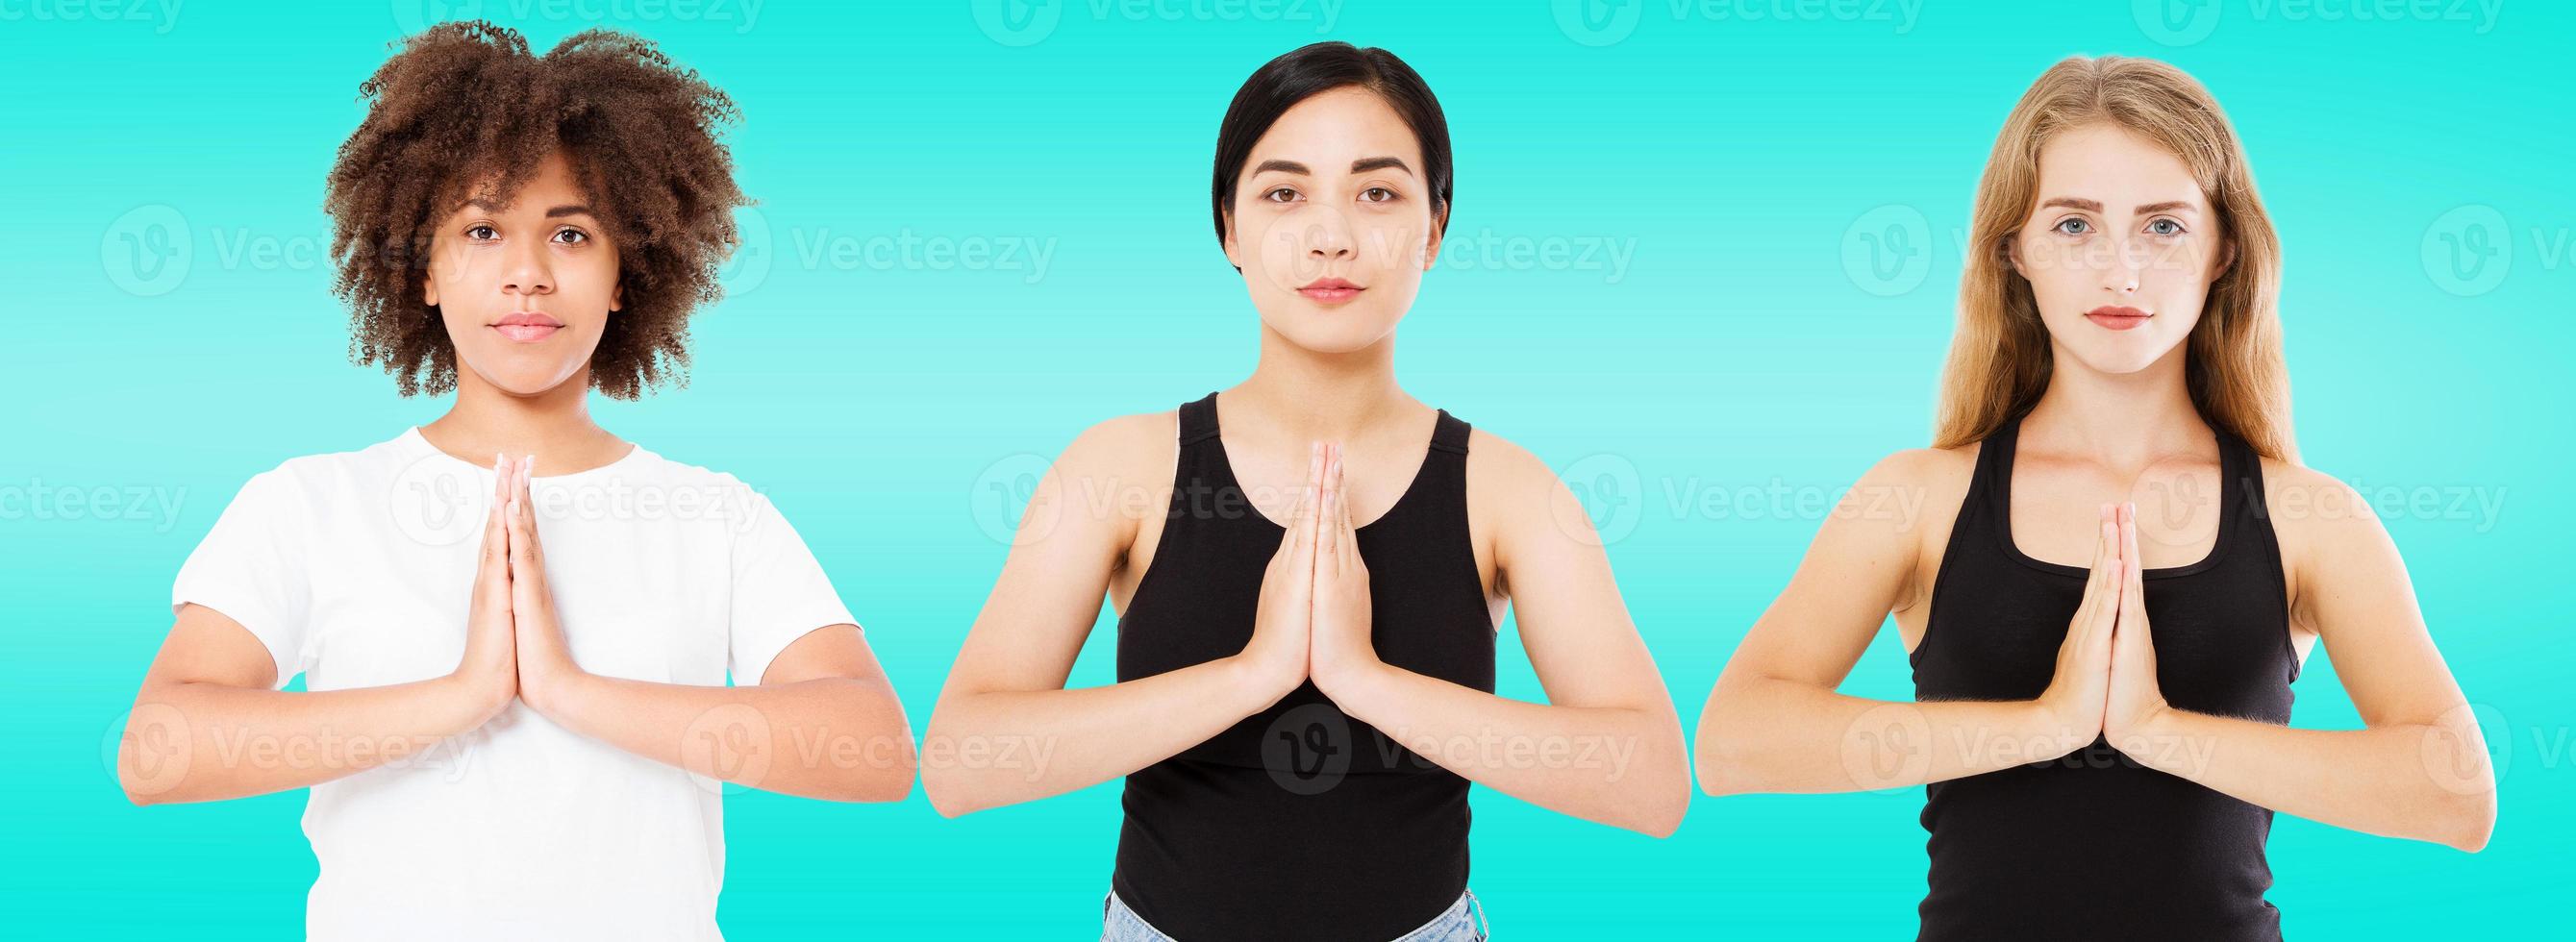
1220, 209, 1243, 273
611, 279, 624, 313
2002, 230, 2028, 281
422, 270, 438, 309
1420, 206, 1447, 271
2213, 237, 2238, 279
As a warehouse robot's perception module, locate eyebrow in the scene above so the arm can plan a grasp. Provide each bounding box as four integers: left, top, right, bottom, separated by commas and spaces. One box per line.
2038, 197, 2199, 214
1250, 157, 1416, 177
463, 199, 599, 219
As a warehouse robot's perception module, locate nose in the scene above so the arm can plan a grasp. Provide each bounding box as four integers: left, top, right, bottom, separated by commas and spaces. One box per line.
500, 235, 556, 297
1303, 206, 1357, 266
2099, 235, 2145, 296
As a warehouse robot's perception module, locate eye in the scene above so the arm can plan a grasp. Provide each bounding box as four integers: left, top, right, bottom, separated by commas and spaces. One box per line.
1262, 186, 1302, 204
2052, 217, 2091, 236
552, 227, 590, 245
1360, 186, 1398, 204
464, 224, 498, 241
2145, 218, 2187, 237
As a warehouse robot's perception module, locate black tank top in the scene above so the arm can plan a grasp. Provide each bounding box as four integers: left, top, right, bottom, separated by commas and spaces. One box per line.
1911, 413, 2300, 940
1111, 392, 1496, 941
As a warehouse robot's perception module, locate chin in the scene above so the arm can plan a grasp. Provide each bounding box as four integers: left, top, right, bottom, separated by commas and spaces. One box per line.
462, 358, 588, 397
1264, 313, 1399, 355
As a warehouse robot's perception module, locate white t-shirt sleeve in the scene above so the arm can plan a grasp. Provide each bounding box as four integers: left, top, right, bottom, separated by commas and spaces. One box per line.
170, 467, 313, 688
726, 489, 858, 686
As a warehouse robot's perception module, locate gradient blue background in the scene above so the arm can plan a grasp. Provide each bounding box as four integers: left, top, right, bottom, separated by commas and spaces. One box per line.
5, 0, 2567, 936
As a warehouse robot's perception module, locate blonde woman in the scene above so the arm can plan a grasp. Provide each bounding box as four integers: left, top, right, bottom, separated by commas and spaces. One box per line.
1693, 56, 2494, 939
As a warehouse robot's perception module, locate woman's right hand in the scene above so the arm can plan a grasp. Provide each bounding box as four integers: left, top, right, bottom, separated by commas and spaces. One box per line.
452, 454, 518, 722
2036, 503, 2122, 757
1236, 441, 1324, 705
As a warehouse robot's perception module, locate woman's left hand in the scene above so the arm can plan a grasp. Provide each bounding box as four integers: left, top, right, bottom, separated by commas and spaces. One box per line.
2105, 502, 2172, 755
1309, 442, 1382, 699
503, 455, 582, 708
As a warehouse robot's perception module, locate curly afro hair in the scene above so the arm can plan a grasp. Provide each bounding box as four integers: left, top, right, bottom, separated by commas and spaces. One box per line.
326, 21, 749, 400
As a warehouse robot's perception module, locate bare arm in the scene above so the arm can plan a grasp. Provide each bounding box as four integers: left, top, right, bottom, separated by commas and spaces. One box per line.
920, 416, 1311, 817
2106, 475, 2496, 851
119, 463, 518, 805
496, 457, 914, 803
1695, 451, 2116, 796
1312, 436, 1690, 836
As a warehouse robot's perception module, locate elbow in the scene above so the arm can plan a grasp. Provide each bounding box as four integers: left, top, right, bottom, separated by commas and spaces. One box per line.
1692, 715, 1756, 798
1628, 781, 1690, 838
920, 766, 983, 819
2441, 788, 2497, 854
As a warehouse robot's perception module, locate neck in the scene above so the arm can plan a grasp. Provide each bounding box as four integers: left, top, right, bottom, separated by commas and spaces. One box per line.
1229, 323, 1413, 440
417, 367, 622, 472
2021, 342, 2211, 468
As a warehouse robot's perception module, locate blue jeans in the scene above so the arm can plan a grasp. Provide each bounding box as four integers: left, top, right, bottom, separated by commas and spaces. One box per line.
1102, 888, 1489, 941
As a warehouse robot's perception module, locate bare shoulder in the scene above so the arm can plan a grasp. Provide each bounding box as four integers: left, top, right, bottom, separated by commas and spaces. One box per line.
1054, 409, 1179, 486
2257, 456, 2397, 562
1462, 426, 1557, 499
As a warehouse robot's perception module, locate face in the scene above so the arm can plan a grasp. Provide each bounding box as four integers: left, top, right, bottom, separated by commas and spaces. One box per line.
422, 150, 622, 397
2010, 122, 2233, 376
1222, 87, 1442, 355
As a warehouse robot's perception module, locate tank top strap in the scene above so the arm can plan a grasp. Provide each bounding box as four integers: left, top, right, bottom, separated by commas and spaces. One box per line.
1968, 412, 2025, 517
1177, 391, 1222, 448
1428, 409, 1471, 456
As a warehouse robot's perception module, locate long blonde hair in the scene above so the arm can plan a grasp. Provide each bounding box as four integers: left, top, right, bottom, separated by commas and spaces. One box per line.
1935, 56, 2294, 461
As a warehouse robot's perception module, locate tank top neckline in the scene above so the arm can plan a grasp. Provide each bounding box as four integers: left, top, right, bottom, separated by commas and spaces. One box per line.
1186, 390, 1467, 535
1985, 411, 2243, 582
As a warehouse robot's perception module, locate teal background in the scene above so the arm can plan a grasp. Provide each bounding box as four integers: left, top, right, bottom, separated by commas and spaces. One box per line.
5, 0, 2568, 936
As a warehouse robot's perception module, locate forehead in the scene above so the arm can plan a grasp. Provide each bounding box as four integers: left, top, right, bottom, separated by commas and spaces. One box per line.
2033, 122, 2204, 208
1246, 86, 1423, 171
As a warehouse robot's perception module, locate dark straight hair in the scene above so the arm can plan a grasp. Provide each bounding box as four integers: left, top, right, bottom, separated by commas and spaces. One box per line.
1210, 41, 1454, 258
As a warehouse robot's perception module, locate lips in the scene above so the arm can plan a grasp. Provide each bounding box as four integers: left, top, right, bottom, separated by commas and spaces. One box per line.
1297, 277, 1363, 305
491, 311, 563, 343
2084, 305, 2152, 332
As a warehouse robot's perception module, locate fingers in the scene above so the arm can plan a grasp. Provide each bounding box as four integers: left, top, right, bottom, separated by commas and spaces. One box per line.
2078, 503, 2117, 628
2117, 501, 2146, 633
505, 455, 545, 596
1317, 443, 1342, 571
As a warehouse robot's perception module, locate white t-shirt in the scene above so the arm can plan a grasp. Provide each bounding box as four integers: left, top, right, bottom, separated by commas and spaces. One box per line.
170, 428, 857, 941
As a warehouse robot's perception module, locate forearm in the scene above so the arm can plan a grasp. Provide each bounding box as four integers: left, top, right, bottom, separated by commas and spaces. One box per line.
2126, 706, 2495, 851
525, 670, 914, 803
119, 674, 500, 805
1695, 674, 2081, 796
1330, 660, 1690, 836
921, 656, 1276, 816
